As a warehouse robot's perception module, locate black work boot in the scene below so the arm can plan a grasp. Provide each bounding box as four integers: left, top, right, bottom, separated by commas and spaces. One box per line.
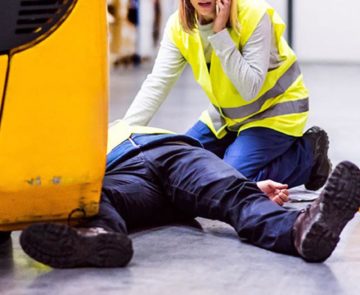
0, 231, 11, 245
304, 126, 332, 191
20, 223, 133, 268
293, 161, 360, 262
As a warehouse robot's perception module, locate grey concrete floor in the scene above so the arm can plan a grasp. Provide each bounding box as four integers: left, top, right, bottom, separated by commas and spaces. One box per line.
1, 63, 360, 295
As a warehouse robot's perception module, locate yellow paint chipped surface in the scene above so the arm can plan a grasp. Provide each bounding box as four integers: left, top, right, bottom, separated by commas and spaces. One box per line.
0, 0, 108, 230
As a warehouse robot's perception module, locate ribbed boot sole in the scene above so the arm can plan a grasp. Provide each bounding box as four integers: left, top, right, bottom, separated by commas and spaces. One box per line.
20, 223, 133, 268
305, 128, 332, 191
301, 161, 360, 262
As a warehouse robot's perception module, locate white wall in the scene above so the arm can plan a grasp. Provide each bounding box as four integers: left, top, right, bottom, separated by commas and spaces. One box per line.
140, 0, 360, 63
268, 0, 360, 63
266, 0, 287, 23
295, 0, 360, 63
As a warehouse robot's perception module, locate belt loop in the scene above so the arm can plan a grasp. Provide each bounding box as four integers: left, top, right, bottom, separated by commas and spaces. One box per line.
128, 137, 140, 148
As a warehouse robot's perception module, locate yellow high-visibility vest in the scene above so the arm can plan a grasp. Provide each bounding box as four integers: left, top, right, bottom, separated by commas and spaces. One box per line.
107, 120, 173, 154
168, 0, 309, 139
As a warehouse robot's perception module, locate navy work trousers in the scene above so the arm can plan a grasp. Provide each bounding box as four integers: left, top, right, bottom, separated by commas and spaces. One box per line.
186, 121, 314, 188
85, 135, 300, 256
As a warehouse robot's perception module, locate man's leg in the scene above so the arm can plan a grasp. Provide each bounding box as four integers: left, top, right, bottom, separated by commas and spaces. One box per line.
143, 143, 300, 255
20, 154, 182, 268
19, 190, 133, 268
0, 232, 11, 245
293, 161, 360, 262
144, 144, 360, 260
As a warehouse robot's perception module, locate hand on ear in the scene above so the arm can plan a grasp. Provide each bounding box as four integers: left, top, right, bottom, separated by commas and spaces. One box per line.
213, 0, 231, 33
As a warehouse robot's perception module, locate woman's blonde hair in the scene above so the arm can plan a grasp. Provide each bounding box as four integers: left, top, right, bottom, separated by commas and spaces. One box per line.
179, 0, 240, 34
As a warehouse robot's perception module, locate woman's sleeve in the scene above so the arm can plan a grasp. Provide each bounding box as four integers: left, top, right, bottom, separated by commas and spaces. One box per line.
208, 13, 272, 101
123, 26, 187, 126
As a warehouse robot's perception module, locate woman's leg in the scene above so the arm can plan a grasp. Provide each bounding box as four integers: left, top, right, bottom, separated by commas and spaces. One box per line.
186, 120, 236, 158
223, 127, 314, 188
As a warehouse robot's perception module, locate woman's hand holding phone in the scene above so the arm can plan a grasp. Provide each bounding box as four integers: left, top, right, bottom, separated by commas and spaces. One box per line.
213, 0, 231, 33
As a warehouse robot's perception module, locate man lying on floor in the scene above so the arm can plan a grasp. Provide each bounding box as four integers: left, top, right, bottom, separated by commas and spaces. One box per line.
19, 120, 360, 267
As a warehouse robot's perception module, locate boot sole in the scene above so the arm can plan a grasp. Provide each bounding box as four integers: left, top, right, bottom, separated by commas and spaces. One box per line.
301, 161, 360, 262
305, 128, 332, 191
20, 223, 133, 268
0, 231, 11, 245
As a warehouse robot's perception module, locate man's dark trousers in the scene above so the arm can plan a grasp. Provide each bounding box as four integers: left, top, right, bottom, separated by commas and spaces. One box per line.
85, 134, 300, 256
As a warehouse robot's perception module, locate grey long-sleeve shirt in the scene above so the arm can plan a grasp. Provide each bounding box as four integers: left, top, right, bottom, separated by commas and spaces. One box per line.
124, 14, 281, 126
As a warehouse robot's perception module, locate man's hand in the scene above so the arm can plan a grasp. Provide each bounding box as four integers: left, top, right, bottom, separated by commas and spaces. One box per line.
213, 0, 231, 33
257, 180, 289, 206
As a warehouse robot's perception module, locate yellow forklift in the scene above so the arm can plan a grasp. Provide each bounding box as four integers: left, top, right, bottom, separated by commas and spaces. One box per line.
0, 0, 108, 231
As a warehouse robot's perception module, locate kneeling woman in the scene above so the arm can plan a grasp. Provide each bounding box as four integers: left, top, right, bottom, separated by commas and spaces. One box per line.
123, 0, 331, 189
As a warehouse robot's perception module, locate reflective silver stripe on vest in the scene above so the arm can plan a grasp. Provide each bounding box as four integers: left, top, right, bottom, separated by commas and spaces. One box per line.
227, 98, 309, 131
220, 61, 302, 120
208, 104, 226, 130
